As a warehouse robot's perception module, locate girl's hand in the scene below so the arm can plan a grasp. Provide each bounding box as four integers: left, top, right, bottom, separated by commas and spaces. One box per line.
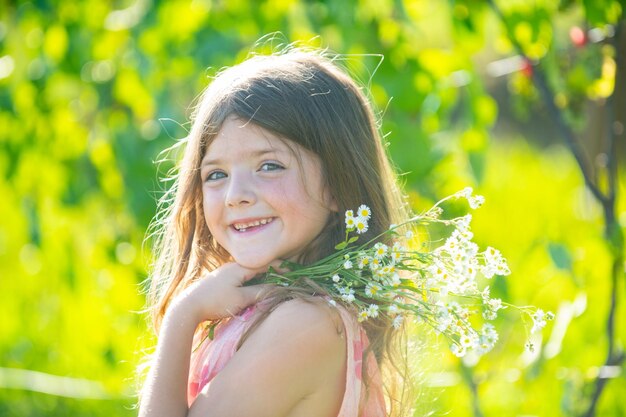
169, 261, 280, 325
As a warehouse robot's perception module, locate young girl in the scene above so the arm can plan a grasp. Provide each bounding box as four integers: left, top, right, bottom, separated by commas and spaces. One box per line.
139, 47, 412, 417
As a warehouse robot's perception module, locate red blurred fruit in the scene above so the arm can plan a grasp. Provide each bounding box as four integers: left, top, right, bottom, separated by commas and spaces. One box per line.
569, 26, 587, 47
521, 59, 533, 78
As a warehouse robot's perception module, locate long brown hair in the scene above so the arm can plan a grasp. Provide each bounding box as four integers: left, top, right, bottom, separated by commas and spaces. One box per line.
145, 47, 413, 415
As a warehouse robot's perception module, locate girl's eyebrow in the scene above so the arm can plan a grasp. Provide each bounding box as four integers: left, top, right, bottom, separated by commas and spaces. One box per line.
201, 148, 282, 167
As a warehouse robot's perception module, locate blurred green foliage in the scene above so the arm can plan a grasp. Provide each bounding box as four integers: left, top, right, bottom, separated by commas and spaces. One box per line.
0, 0, 624, 416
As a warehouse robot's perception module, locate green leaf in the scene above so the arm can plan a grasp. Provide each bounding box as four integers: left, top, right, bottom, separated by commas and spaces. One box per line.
208, 322, 217, 340
193, 322, 219, 353
348, 236, 359, 244
280, 260, 304, 271
335, 241, 348, 250
548, 242, 573, 271
398, 283, 421, 292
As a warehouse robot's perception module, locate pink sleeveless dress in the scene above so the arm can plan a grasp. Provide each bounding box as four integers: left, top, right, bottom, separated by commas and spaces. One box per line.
187, 299, 387, 416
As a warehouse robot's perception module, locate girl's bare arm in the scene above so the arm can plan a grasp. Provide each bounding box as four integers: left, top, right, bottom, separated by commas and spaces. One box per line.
138, 263, 274, 417
138, 300, 197, 417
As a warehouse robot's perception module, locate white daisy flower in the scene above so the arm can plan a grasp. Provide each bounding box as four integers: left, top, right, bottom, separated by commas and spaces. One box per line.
343, 260, 353, 269
495, 260, 511, 276
381, 265, 394, 275
390, 243, 404, 263
345, 215, 356, 229
476, 323, 499, 355
332, 274, 341, 283
358, 309, 369, 322
531, 309, 547, 333
357, 204, 371, 221
481, 264, 496, 279
388, 304, 400, 316
344, 210, 356, 230
459, 187, 473, 199
392, 315, 404, 329
367, 304, 379, 318
389, 273, 401, 287
460, 331, 477, 348
369, 257, 381, 271
451, 343, 467, 357
358, 256, 370, 269
374, 242, 388, 259
340, 288, 355, 303
469, 195, 485, 209
484, 246, 502, 264
355, 218, 368, 234
365, 283, 381, 297
455, 214, 472, 231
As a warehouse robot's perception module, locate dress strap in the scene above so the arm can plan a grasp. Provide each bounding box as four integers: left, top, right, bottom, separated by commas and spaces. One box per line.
187, 304, 259, 405
333, 304, 387, 417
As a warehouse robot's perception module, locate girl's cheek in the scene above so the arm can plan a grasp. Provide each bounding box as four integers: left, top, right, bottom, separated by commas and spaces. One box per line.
202, 186, 225, 203
259, 177, 291, 198
202, 193, 225, 227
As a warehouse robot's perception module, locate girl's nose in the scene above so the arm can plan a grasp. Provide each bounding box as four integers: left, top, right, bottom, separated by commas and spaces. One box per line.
224, 172, 257, 207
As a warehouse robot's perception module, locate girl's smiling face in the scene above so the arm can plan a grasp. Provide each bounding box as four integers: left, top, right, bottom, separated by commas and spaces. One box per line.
201, 117, 336, 269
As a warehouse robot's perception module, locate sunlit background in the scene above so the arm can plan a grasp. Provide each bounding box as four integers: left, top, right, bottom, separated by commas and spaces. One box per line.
0, 1, 624, 416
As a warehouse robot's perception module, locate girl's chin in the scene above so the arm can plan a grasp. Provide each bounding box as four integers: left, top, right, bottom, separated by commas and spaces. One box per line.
232, 255, 277, 270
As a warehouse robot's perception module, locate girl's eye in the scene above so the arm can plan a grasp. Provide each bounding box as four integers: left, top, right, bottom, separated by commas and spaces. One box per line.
259, 162, 284, 172
206, 170, 227, 181
204, 163, 283, 181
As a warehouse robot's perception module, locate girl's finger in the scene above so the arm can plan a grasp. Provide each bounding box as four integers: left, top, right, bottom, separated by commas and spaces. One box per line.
233, 264, 270, 284
240, 284, 274, 305
238, 261, 287, 284
229, 263, 286, 295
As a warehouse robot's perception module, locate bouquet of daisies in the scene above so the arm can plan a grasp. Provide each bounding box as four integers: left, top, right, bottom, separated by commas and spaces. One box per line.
264, 187, 553, 358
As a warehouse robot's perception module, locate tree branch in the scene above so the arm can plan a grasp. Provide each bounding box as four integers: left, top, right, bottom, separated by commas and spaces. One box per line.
459, 363, 485, 417
582, 20, 625, 417
487, 2, 624, 417
605, 21, 623, 205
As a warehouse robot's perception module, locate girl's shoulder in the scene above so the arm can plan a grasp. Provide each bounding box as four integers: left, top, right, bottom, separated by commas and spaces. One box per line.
261, 297, 346, 338
244, 297, 346, 371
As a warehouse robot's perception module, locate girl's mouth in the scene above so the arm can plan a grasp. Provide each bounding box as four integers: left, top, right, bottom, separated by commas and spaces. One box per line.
231, 217, 275, 233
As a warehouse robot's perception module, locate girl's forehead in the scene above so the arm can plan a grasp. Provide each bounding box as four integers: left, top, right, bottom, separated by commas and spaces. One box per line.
202, 118, 297, 160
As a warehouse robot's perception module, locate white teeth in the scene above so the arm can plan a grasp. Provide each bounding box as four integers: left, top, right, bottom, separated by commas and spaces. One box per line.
233, 217, 273, 231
